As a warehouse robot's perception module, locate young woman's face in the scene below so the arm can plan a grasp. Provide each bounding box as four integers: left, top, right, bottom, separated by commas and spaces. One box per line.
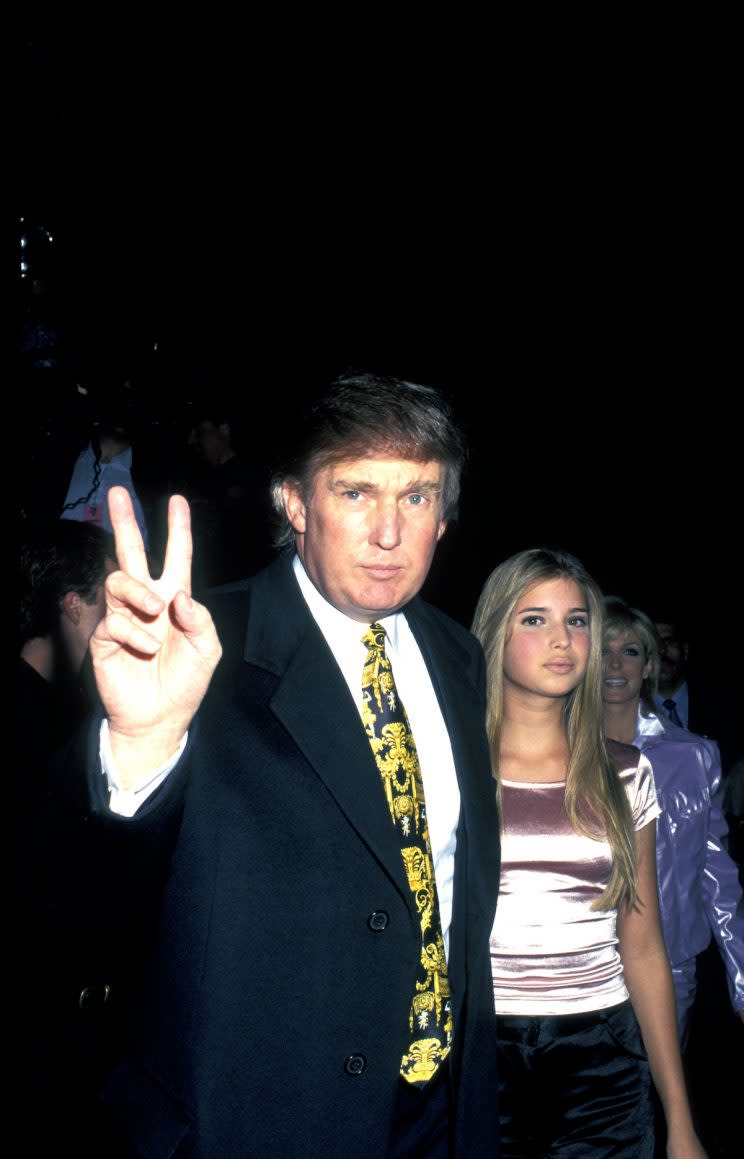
503, 576, 591, 699
601, 630, 651, 707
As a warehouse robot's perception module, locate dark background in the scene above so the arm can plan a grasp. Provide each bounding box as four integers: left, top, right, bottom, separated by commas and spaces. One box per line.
15, 24, 742, 1157
15, 17, 740, 698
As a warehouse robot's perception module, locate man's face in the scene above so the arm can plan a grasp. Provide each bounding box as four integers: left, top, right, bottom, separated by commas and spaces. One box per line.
655, 621, 688, 690
282, 456, 448, 622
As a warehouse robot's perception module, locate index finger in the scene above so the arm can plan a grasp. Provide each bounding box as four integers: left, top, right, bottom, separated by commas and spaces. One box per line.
161, 494, 193, 596
108, 486, 150, 583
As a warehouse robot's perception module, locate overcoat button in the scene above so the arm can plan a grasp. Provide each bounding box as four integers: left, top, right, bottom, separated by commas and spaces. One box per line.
368, 910, 389, 931
344, 1054, 367, 1076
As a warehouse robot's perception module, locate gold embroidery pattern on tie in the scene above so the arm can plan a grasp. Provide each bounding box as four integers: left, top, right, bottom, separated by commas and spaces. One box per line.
361, 623, 452, 1086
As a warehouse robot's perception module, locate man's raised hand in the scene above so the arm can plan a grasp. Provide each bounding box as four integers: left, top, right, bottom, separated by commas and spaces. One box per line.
90, 486, 222, 787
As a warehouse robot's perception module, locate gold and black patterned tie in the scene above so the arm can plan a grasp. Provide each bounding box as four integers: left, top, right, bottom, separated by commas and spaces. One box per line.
361, 622, 452, 1086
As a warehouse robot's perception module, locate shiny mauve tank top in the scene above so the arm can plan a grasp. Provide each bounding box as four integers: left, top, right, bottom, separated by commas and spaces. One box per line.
491, 740, 660, 1015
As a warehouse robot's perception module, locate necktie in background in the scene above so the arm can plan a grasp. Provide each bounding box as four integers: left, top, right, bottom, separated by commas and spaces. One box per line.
663, 698, 684, 728
361, 623, 452, 1086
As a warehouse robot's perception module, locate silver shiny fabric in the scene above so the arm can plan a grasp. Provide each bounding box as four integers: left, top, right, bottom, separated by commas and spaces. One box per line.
491, 740, 660, 1015
635, 709, 744, 1034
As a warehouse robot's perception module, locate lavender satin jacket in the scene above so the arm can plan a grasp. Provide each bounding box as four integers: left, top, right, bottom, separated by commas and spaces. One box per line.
635, 710, 744, 1014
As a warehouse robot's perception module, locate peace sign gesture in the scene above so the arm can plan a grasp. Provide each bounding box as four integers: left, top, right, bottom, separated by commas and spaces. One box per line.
90, 486, 222, 788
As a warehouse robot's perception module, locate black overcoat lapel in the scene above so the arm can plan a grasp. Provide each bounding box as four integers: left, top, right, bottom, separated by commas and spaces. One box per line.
241, 556, 414, 908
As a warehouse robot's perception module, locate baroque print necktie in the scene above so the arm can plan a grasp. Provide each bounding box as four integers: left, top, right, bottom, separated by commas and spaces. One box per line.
361, 622, 452, 1086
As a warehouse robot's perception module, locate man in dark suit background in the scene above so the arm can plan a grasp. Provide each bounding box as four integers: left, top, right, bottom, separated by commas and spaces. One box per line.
653, 615, 741, 774
47, 374, 501, 1157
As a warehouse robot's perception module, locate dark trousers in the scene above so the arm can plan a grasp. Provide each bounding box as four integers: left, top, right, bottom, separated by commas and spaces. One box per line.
496, 1001, 653, 1158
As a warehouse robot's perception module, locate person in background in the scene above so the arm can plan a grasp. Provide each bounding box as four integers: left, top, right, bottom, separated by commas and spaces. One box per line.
472, 549, 704, 1158
601, 596, 744, 1046
17, 518, 118, 1158
184, 400, 273, 589
60, 372, 150, 549
653, 614, 741, 775
603, 596, 744, 1157
654, 618, 689, 727
19, 518, 116, 776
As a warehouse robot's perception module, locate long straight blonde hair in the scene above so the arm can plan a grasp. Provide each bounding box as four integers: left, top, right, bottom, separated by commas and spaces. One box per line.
471, 548, 637, 911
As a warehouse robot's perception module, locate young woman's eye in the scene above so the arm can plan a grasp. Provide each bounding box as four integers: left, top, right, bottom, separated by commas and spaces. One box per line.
625, 647, 640, 657
568, 616, 587, 628
521, 615, 542, 627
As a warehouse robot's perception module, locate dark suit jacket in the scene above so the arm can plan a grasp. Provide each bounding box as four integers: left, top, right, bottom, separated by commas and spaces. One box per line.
50, 555, 501, 1157
658, 680, 743, 774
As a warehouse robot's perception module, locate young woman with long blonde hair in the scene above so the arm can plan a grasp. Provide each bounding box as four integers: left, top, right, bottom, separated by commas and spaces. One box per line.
472, 548, 704, 1158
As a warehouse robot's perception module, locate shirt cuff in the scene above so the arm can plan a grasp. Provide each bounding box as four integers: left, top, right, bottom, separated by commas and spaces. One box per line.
100, 718, 188, 817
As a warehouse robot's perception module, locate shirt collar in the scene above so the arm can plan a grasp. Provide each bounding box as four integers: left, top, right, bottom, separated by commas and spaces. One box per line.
85, 441, 133, 469
635, 706, 665, 743
654, 681, 688, 714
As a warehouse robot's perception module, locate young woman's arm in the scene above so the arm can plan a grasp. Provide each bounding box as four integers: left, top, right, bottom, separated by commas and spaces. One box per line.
618, 820, 707, 1159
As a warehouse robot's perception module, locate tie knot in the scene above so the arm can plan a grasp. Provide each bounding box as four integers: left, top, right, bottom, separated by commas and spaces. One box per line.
362, 622, 387, 652
663, 698, 676, 711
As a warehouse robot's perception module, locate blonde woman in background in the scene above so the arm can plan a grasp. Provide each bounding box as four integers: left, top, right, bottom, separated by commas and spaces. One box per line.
601, 596, 743, 1046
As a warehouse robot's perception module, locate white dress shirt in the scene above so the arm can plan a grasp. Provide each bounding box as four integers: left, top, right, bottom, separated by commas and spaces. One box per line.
61, 441, 149, 548
292, 556, 461, 953
654, 682, 689, 729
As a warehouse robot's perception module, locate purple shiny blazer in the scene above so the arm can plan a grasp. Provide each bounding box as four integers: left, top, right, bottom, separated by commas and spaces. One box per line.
635, 710, 744, 1015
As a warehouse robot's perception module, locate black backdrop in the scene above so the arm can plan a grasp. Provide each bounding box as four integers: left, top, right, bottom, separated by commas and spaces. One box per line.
16, 16, 740, 703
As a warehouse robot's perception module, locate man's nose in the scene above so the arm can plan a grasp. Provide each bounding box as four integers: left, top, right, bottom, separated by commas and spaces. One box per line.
371, 503, 402, 549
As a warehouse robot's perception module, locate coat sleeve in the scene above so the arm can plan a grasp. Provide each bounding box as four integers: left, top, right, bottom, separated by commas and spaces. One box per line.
700, 739, 744, 1014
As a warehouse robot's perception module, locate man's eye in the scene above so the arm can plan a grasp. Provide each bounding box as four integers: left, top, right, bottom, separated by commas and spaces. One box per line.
407, 493, 425, 506
344, 490, 362, 500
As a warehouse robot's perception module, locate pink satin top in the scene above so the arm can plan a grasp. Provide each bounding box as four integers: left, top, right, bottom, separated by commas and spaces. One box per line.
491, 740, 660, 1015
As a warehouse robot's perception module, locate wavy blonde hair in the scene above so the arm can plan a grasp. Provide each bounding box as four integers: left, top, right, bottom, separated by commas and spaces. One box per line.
471, 548, 637, 910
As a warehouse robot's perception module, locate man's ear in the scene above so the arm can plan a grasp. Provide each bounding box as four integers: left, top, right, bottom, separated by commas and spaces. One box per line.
282, 480, 307, 534
437, 519, 448, 542
61, 590, 81, 626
